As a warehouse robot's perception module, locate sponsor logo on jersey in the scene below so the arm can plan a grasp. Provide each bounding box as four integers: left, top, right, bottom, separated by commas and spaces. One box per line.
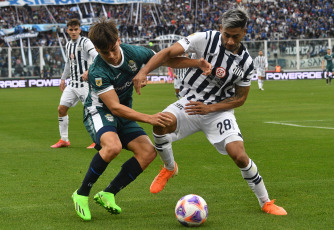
105, 114, 114, 122
216, 67, 226, 78
128, 60, 138, 72
174, 102, 184, 110
233, 65, 244, 78
184, 38, 190, 45
95, 78, 102, 87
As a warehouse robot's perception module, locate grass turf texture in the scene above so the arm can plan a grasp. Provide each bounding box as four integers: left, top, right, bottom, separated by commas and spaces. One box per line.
0, 79, 333, 229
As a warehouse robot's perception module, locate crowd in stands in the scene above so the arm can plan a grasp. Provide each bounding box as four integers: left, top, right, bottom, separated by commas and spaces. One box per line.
1, 0, 334, 48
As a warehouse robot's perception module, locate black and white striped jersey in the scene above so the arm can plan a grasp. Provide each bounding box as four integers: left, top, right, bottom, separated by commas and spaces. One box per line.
177, 30, 254, 105
174, 68, 188, 81
254, 55, 268, 70
62, 36, 98, 88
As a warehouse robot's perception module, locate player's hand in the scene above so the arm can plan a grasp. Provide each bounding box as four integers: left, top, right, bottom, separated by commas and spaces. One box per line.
60, 80, 66, 92
185, 101, 211, 115
82, 70, 88, 81
198, 58, 212, 76
133, 72, 147, 95
149, 112, 173, 127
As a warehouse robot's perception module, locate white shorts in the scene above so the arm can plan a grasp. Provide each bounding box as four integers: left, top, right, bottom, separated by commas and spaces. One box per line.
174, 77, 181, 89
257, 68, 266, 77
59, 85, 89, 108
163, 97, 243, 155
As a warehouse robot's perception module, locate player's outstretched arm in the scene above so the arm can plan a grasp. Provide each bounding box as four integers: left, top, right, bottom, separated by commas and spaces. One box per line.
99, 90, 173, 127
133, 43, 211, 95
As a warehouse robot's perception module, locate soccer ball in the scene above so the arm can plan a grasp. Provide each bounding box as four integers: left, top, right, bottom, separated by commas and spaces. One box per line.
175, 194, 208, 227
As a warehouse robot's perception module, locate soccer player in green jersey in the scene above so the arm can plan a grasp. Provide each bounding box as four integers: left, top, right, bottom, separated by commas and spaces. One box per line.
322, 48, 334, 85
71, 17, 212, 221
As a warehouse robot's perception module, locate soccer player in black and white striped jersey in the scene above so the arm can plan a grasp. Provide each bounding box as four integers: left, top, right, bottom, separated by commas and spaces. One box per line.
51, 19, 98, 149
134, 7, 287, 215
254, 50, 268, 90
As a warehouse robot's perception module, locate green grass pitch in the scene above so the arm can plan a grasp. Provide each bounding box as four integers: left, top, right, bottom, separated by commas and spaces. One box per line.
0, 79, 333, 229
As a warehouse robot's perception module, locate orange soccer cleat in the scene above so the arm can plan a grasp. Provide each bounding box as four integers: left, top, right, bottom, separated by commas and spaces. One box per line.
51, 139, 70, 148
262, 199, 287, 215
150, 162, 178, 194
86, 143, 96, 149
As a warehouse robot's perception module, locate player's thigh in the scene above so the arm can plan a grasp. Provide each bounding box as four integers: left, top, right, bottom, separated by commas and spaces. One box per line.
202, 111, 243, 155
83, 108, 117, 146
257, 69, 265, 79
73, 85, 89, 105
162, 97, 201, 141
99, 131, 122, 162
127, 135, 156, 169
60, 86, 80, 107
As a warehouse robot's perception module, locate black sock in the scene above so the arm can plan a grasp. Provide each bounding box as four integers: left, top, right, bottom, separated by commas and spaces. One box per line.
77, 152, 109, 196
104, 157, 143, 195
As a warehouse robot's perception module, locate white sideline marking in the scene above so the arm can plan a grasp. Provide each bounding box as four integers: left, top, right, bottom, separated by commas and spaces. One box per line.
265, 121, 334, 130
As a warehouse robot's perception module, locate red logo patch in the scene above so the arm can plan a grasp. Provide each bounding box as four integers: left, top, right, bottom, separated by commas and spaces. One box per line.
216, 67, 226, 78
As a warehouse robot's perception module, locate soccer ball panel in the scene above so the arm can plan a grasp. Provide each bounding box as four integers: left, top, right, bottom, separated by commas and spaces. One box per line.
175, 194, 208, 227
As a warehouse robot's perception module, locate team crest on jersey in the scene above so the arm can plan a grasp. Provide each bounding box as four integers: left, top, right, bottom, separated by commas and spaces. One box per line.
216, 67, 226, 78
95, 78, 102, 87
105, 114, 114, 122
128, 60, 138, 72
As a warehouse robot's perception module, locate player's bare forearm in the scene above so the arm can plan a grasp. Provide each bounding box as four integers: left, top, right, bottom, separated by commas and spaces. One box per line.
185, 86, 249, 115
215, 85, 250, 111
209, 85, 250, 112
165, 58, 212, 76
99, 90, 172, 127
110, 105, 172, 127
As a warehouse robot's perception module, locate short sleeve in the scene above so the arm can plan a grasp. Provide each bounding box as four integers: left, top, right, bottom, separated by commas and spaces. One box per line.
89, 69, 114, 96
177, 32, 208, 58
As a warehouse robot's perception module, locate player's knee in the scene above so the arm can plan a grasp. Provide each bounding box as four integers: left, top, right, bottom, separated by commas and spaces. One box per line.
134, 146, 157, 170
226, 141, 249, 167
58, 105, 68, 116
153, 125, 168, 135
102, 142, 122, 160
233, 154, 249, 168
141, 146, 157, 164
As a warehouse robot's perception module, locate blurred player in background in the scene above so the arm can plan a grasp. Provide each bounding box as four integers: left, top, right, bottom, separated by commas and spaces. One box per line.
322, 48, 334, 85
51, 18, 97, 149
169, 53, 189, 99
71, 17, 211, 221
134, 7, 287, 216
254, 50, 268, 90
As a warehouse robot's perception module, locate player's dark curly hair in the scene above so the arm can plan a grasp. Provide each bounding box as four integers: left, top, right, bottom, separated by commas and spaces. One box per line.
89, 17, 119, 50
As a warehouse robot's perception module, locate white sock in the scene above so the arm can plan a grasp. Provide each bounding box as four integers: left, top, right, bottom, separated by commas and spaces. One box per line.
240, 159, 270, 207
59, 115, 69, 142
258, 80, 263, 89
153, 132, 175, 171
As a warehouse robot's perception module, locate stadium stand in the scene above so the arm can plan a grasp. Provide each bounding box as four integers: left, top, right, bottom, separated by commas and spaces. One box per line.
0, 0, 333, 78
1, 0, 334, 48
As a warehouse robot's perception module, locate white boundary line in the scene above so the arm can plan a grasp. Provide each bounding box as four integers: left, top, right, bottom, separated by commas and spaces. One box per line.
265, 121, 334, 130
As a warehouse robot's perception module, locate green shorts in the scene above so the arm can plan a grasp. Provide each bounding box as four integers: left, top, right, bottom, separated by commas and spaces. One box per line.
326, 64, 333, 72
83, 107, 146, 150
